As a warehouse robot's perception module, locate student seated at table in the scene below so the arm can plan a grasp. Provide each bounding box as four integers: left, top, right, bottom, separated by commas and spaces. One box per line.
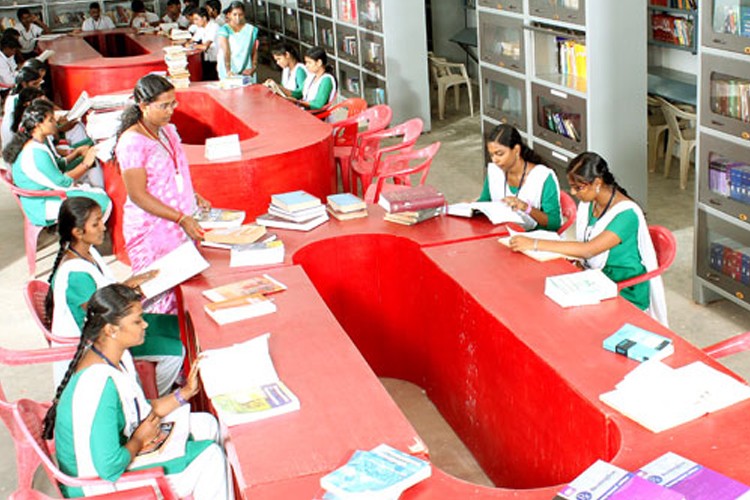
43, 284, 232, 499
216, 1, 258, 82
479, 123, 562, 231
264, 42, 307, 96
187, 7, 219, 80
3, 101, 110, 227
2, 66, 43, 148
82, 2, 116, 31
289, 46, 337, 111
16, 7, 49, 59
0, 37, 20, 89
509, 151, 668, 326
46, 198, 184, 396
162, 0, 190, 29
130, 0, 159, 29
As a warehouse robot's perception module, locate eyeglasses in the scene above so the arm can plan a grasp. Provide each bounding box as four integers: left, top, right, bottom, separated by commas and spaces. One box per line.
150, 100, 179, 111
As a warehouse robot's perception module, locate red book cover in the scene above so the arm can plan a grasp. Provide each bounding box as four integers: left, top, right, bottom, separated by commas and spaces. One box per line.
378, 185, 446, 214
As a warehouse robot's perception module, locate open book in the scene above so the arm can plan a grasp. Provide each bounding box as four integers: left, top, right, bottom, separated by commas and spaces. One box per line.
139, 241, 210, 299
66, 91, 92, 122
263, 79, 288, 98
446, 201, 524, 225
498, 228, 572, 262
128, 405, 190, 470
199, 333, 299, 426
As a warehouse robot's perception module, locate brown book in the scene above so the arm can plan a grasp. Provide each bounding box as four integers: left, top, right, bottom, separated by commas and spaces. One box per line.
378, 185, 446, 213
326, 206, 368, 221
203, 224, 266, 245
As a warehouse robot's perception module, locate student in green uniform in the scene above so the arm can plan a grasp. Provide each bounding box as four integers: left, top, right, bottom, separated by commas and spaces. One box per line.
290, 46, 337, 111
264, 42, 307, 95
4, 101, 110, 227
43, 284, 231, 499
478, 123, 562, 231
509, 151, 668, 325
46, 197, 184, 396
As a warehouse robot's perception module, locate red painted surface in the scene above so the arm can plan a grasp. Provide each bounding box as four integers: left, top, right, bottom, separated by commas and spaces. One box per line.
102, 83, 334, 264
41, 30, 203, 108
177, 214, 750, 498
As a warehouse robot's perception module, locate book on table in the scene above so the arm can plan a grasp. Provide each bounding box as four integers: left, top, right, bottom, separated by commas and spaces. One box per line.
202, 224, 266, 247
497, 228, 571, 262
603, 323, 674, 362
378, 185, 446, 213
202, 273, 287, 302
193, 208, 246, 229
230, 234, 285, 267
271, 190, 322, 212
268, 203, 328, 223
446, 201, 524, 225
204, 293, 277, 325
544, 269, 618, 308
128, 405, 190, 470
599, 360, 750, 433
636, 451, 750, 500
383, 207, 442, 226
138, 241, 210, 299
553, 459, 685, 500
256, 212, 329, 231
327, 193, 367, 213
320, 444, 432, 500
205, 134, 241, 161
327, 205, 368, 221
198, 333, 300, 426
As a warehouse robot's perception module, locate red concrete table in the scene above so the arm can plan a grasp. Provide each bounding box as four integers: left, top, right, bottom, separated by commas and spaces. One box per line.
177, 216, 750, 498
102, 83, 334, 264
41, 29, 203, 109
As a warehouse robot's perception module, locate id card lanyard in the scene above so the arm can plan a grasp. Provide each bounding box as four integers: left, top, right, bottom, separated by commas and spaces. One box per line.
139, 121, 184, 192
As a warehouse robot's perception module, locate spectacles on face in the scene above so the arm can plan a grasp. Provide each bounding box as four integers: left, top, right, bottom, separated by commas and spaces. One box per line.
150, 99, 179, 111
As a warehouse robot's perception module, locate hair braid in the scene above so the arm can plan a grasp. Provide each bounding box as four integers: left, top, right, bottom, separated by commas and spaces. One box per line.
42, 336, 89, 439
44, 241, 69, 329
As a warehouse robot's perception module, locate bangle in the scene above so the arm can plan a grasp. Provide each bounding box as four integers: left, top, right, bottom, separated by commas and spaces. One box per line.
533, 239, 539, 251
173, 389, 188, 406
176, 213, 186, 225
524, 201, 533, 215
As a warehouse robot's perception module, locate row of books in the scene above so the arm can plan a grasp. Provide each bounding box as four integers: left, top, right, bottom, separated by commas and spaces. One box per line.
338, 0, 357, 23
651, 14, 694, 47
557, 38, 587, 80
378, 185, 446, 226
341, 35, 358, 56
651, 0, 697, 10
707, 154, 750, 203
710, 238, 750, 286
710, 79, 750, 123
556, 452, 750, 499
320, 28, 335, 48
257, 190, 329, 232
539, 105, 581, 142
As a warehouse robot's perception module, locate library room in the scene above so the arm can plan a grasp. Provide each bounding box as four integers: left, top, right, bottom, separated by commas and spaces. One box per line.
1, 0, 750, 498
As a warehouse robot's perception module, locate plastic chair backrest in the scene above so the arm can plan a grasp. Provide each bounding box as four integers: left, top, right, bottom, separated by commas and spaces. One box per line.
358, 118, 423, 161
24, 280, 74, 346
314, 97, 367, 121
616, 225, 676, 291
368, 142, 441, 203
558, 191, 577, 235
332, 105, 393, 148
13, 397, 177, 499
658, 97, 695, 141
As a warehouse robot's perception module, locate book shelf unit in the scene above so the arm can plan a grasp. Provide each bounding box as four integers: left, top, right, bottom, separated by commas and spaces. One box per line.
648, 2, 698, 54
259, 0, 430, 129
693, 0, 750, 310
0, 0, 160, 32
477, 2, 648, 203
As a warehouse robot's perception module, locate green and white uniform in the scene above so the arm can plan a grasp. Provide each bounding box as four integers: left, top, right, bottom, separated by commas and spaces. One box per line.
478, 162, 562, 231
576, 199, 668, 326
11, 140, 111, 226
51, 248, 184, 396
54, 351, 229, 498
282, 62, 307, 92
292, 72, 337, 110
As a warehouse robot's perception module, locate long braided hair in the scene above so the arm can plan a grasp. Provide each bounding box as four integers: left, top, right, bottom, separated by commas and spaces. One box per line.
566, 151, 631, 198
44, 197, 101, 329
2, 101, 50, 165
43, 284, 142, 439
115, 74, 174, 143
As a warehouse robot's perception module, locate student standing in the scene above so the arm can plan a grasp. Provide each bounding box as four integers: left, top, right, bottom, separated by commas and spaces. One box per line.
16, 7, 49, 59
509, 152, 668, 325
0, 37, 19, 89
188, 7, 219, 80
216, 1, 258, 81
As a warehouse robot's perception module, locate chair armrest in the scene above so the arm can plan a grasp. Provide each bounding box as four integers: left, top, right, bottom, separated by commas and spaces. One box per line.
616, 269, 661, 291
0, 345, 77, 365
702, 332, 750, 359
10, 185, 68, 199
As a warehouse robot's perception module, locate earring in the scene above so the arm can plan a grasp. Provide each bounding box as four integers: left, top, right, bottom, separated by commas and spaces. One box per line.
595, 185, 600, 195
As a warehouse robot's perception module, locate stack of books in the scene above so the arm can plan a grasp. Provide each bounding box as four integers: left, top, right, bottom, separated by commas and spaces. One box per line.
194, 208, 246, 230
202, 224, 267, 248
554, 459, 683, 499
256, 190, 329, 231
230, 234, 285, 268
319, 444, 431, 499
326, 193, 368, 220
202, 274, 286, 325
378, 185, 446, 226
163, 46, 190, 89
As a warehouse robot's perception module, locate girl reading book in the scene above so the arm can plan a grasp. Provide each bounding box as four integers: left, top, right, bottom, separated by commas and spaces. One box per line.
264, 42, 307, 95
289, 46, 337, 111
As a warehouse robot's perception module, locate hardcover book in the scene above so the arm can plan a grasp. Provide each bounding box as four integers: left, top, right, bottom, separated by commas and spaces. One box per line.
327, 193, 367, 213
637, 452, 750, 499
230, 236, 285, 268
268, 203, 327, 223
203, 274, 287, 302
383, 207, 442, 225
326, 206, 368, 221
203, 293, 277, 325
193, 208, 246, 229
603, 323, 674, 362
554, 460, 684, 499
256, 212, 329, 231
203, 224, 266, 246
271, 190, 322, 212
378, 185, 446, 213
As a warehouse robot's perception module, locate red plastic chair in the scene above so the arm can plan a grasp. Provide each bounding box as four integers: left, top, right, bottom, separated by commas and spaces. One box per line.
0, 344, 76, 499
24, 280, 160, 400
349, 118, 424, 197
312, 97, 367, 121
0, 165, 67, 277
703, 332, 750, 359
332, 104, 393, 192
557, 191, 577, 235
364, 142, 442, 204
13, 398, 176, 499
616, 225, 676, 291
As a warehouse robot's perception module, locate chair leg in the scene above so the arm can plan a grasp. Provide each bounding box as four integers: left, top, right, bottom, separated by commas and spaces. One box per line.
647, 127, 657, 172
453, 84, 460, 111
467, 82, 474, 117
25, 224, 43, 278
663, 137, 675, 179
339, 156, 351, 193
437, 83, 446, 120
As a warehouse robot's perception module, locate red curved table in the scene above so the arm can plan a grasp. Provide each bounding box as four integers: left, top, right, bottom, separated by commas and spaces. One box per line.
178, 211, 750, 499
41, 29, 203, 109
102, 83, 334, 264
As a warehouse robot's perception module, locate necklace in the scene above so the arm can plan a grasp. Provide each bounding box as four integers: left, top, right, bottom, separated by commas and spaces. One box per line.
90, 345, 122, 370
68, 246, 103, 273
504, 160, 528, 198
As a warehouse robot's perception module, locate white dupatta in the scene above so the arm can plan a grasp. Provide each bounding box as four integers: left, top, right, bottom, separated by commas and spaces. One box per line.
576, 200, 668, 327
486, 162, 561, 230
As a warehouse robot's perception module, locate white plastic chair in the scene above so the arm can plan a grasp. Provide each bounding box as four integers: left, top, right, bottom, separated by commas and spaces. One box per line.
647, 95, 669, 173
428, 55, 474, 120
657, 97, 696, 190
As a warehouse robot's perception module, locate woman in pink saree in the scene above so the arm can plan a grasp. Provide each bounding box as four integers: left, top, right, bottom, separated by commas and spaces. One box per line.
115, 75, 210, 313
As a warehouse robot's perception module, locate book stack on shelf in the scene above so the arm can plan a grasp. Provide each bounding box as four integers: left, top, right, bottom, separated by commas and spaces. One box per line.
202, 274, 286, 325
709, 237, 750, 285
163, 46, 190, 88
708, 154, 750, 198
710, 78, 750, 123
318, 444, 431, 499
556, 38, 586, 80
338, 0, 357, 23
378, 185, 446, 226
651, 13, 694, 48
256, 190, 329, 231
540, 105, 581, 142
326, 193, 368, 220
